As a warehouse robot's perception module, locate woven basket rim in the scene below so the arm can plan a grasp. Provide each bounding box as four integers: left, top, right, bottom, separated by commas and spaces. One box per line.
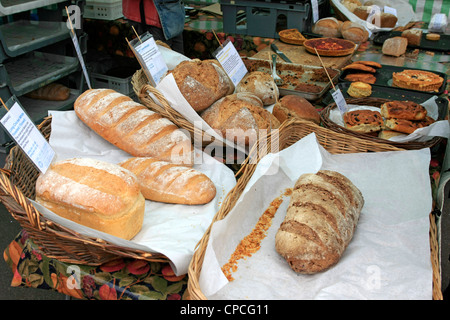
186, 117, 443, 300
320, 97, 444, 150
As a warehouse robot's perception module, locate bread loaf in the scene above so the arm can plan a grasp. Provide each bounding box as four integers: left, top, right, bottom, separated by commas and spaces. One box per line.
200, 92, 281, 146
35, 158, 145, 240
119, 157, 216, 205
382, 36, 408, 57
236, 71, 279, 105
275, 170, 364, 274
401, 28, 423, 46
25, 83, 70, 101
312, 17, 343, 38
272, 95, 320, 124
168, 59, 234, 112
74, 89, 194, 166
341, 21, 369, 43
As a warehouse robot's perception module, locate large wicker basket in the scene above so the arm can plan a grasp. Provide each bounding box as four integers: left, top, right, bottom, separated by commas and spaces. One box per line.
321, 97, 445, 150
0, 117, 169, 266
187, 117, 443, 300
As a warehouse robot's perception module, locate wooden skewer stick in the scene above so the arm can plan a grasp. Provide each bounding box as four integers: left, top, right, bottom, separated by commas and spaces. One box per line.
0, 97, 9, 112
314, 48, 336, 91
132, 26, 142, 43
212, 30, 223, 48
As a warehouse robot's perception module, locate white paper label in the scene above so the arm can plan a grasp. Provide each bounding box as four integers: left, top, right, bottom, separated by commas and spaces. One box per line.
134, 36, 168, 86
214, 39, 248, 87
331, 88, 348, 114
0, 102, 55, 173
311, 0, 319, 23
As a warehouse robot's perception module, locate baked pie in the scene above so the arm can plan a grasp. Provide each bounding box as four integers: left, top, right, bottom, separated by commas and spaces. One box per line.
303, 38, 356, 56
279, 28, 306, 45
392, 69, 444, 92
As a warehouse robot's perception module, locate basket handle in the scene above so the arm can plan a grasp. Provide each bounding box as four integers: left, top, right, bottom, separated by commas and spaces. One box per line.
0, 170, 43, 230
139, 84, 184, 125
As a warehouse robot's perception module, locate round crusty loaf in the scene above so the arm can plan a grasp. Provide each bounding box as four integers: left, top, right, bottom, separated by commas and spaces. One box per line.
272, 95, 320, 124
168, 59, 234, 112
341, 21, 369, 43
200, 92, 281, 146
275, 170, 364, 274
312, 17, 343, 38
35, 158, 145, 240
236, 71, 279, 105
119, 157, 216, 205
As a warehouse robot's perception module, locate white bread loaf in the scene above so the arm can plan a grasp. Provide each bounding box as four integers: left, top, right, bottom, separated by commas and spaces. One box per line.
74, 89, 194, 166
119, 157, 216, 205
35, 158, 145, 240
275, 170, 364, 274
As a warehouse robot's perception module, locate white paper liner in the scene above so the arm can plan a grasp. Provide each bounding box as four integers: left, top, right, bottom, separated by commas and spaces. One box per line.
36, 110, 236, 276
199, 133, 433, 299
329, 96, 450, 143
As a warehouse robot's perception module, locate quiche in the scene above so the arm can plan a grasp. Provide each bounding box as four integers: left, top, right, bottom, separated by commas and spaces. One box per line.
303, 38, 356, 56
392, 69, 444, 92
279, 28, 306, 45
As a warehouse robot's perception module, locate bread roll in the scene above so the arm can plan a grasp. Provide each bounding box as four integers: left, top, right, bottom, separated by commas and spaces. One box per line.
347, 81, 372, 98
236, 71, 279, 105
275, 170, 364, 274
168, 59, 234, 112
119, 157, 216, 205
200, 92, 281, 146
382, 36, 408, 56
74, 89, 194, 166
312, 17, 343, 38
272, 95, 320, 124
25, 83, 70, 101
35, 158, 145, 240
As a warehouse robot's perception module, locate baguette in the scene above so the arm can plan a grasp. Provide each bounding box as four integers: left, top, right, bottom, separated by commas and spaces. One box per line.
74, 89, 194, 166
119, 157, 216, 205
275, 170, 364, 274
35, 158, 145, 240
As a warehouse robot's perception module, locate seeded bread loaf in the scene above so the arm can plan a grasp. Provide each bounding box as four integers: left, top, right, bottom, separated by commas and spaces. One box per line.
275, 170, 364, 274
74, 89, 194, 166
168, 59, 234, 112
119, 157, 216, 205
200, 92, 281, 146
35, 158, 145, 240
236, 71, 279, 105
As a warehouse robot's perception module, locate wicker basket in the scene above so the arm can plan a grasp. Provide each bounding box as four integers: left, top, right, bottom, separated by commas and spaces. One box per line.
0, 117, 169, 266
321, 97, 444, 150
187, 117, 443, 300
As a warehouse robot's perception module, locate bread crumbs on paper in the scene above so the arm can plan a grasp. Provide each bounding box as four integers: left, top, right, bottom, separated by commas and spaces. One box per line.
221, 188, 292, 281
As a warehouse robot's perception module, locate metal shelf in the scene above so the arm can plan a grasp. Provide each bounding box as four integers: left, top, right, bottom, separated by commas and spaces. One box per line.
0, 20, 71, 62
0, 0, 67, 16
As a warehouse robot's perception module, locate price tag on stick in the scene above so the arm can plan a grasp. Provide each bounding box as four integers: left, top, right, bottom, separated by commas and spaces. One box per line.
213, 38, 248, 87
331, 88, 348, 115
0, 97, 55, 174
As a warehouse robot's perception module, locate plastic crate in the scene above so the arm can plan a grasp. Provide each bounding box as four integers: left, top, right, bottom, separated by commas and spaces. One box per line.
220, 0, 326, 38
90, 72, 133, 96
84, 0, 123, 20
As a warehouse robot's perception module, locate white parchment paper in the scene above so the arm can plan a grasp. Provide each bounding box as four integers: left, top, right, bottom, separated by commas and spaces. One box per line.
200, 133, 433, 299
34, 110, 237, 276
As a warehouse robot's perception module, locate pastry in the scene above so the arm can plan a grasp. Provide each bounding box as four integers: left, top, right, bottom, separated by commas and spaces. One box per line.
343, 109, 383, 133
353, 61, 382, 69
278, 28, 306, 45
344, 73, 377, 84
426, 33, 441, 41
392, 69, 444, 92
380, 100, 427, 120
347, 81, 372, 98
342, 63, 377, 73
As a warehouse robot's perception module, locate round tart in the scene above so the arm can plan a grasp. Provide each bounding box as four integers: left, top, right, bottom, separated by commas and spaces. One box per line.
279, 28, 306, 45
303, 38, 356, 56
392, 69, 444, 92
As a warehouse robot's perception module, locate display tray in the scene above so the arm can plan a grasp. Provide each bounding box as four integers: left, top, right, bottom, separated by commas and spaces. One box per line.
339, 64, 447, 95
322, 82, 449, 120
373, 31, 450, 52
242, 57, 340, 100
